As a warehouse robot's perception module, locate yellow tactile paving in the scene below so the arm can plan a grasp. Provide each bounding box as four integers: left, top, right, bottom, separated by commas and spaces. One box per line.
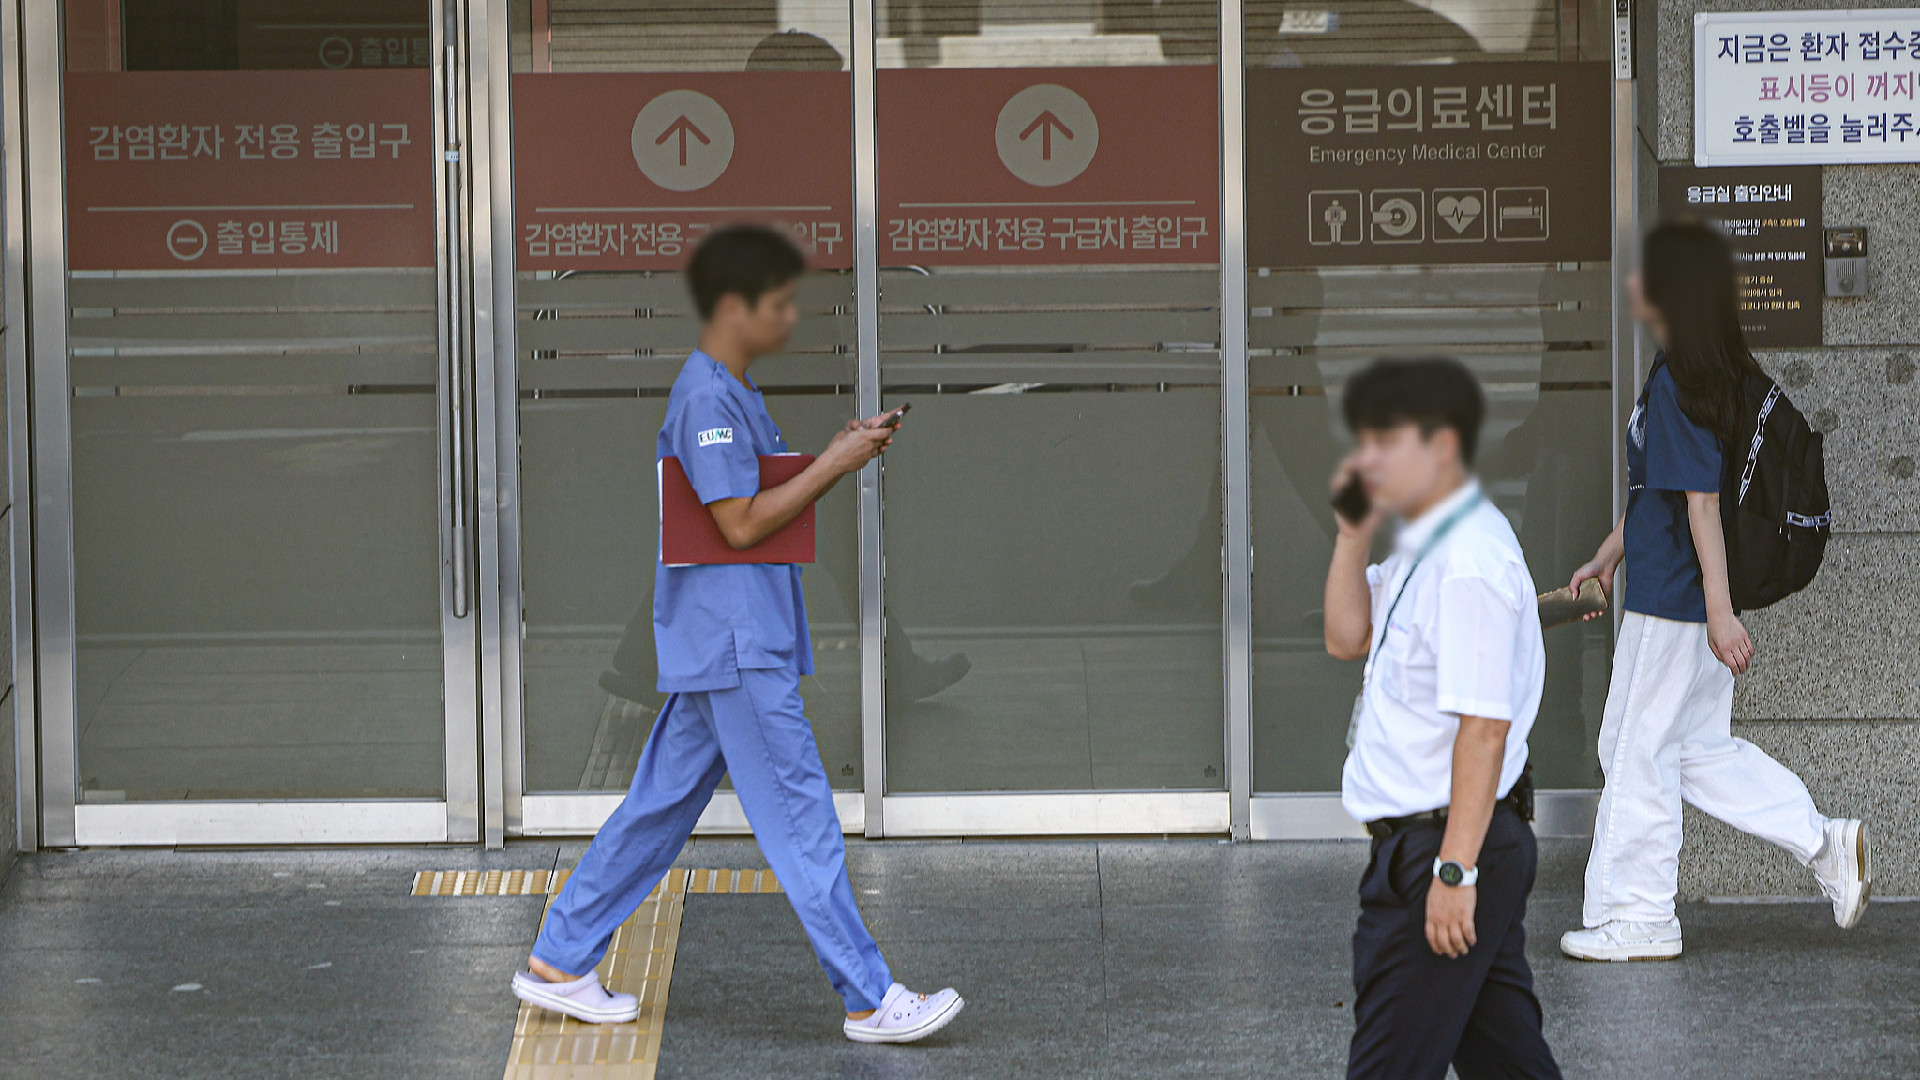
684, 867, 784, 895
410, 867, 782, 897
411, 869, 562, 897
408, 866, 787, 1080
502, 869, 687, 1080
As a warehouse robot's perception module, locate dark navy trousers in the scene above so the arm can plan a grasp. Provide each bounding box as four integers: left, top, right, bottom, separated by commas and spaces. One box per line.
1348, 806, 1563, 1080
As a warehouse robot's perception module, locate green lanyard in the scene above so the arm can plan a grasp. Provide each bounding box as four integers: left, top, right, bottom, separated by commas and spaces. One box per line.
1363, 491, 1485, 685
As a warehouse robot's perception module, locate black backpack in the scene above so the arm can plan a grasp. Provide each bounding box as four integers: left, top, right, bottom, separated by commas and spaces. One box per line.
1716, 368, 1832, 610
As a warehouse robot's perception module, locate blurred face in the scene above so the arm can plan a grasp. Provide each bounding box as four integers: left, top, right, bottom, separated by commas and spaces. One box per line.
1352, 421, 1461, 518
1627, 269, 1668, 348
714, 278, 800, 356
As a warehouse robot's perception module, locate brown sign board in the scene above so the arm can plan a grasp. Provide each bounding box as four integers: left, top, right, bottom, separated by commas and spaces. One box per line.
64, 70, 434, 271
1248, 62, 1612, 268
878, 66, 1218, 266
513, 73, 852, 271
1656, 165, 1823, 349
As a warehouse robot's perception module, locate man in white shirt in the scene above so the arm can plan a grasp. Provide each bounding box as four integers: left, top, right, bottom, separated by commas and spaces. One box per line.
1323, 358, 1561, 1080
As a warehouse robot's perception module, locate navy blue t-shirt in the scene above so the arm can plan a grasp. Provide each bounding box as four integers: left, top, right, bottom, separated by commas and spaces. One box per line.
1624, 361, 1724, 623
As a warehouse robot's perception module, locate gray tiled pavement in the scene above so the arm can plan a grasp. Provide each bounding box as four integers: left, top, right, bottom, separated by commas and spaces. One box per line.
0, 837, 1913, 1079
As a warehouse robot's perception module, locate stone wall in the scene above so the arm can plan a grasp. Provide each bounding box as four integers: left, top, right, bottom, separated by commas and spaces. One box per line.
1655, 0, 1920, 897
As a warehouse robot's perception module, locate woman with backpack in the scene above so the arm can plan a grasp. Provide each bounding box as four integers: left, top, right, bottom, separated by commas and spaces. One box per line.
1557, 221, 1870, 962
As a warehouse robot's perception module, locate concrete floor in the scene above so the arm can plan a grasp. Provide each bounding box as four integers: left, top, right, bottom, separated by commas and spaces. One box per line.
0, 836, 1912, 1079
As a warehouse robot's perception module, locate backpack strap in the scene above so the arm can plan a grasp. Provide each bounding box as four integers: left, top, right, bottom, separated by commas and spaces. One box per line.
1736, 381, 1783, 507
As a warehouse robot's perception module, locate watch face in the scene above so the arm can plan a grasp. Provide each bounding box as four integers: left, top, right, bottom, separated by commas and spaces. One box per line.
1438, 862, 1464, 887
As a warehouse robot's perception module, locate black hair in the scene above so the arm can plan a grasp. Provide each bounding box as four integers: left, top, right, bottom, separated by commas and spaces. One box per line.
745, 30, 845, 71
1341, 356, 1486, 465
1640, 219, 1768, 446
686, 225, 806, 321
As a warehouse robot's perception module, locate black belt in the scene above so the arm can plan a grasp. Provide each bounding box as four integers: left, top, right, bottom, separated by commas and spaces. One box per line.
1365, 767, 1535, 840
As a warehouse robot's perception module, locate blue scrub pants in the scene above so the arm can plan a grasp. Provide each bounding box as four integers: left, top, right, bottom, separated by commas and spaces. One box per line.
531, 665, 893, 1012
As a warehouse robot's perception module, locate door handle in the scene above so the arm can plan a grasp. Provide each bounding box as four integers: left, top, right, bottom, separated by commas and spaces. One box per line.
442, 41, 470, 619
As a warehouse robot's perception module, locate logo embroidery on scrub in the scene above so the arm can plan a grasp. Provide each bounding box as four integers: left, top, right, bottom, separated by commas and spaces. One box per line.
696, 427, 734, 447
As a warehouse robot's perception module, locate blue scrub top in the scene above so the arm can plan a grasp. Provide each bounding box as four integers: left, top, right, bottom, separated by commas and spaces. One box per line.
1623, 360, 1724, 623
653, 351, 814, 691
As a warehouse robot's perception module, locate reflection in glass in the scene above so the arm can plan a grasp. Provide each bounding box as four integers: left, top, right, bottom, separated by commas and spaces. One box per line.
64, 0, 445, 800
1246, 270, 1614, 792
510, 1, 864, 792
1241, 0, 1616, 793
517, 377, 865, 793
877, 0, 1226, 794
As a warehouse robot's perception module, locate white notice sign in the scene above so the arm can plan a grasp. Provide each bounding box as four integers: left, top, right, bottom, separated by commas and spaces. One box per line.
1694, 9, 1920, 165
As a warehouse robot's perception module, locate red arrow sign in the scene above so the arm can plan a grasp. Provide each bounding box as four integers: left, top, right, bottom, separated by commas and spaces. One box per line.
655, 114, 710, 167
1018, 109, 1073, 161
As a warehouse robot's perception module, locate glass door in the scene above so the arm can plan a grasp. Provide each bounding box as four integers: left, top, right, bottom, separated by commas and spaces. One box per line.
500, 0, 864, 835
28, 0, 481, 845
872, 1, 1229, 834
1239, 0, 1619, 837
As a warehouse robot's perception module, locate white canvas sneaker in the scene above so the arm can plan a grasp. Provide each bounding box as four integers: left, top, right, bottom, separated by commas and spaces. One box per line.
1559, 918, 1684, 962
511, 971, 641, 1024
1812, 818, 1872, 929
843, 982, 965, 1044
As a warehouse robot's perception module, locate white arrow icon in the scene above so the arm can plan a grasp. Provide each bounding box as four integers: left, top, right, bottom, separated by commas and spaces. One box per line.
631, 90, 735, 192
994, 84, 1099, 187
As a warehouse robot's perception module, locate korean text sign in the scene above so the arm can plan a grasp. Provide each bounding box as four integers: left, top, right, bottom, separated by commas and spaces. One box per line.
512, 72, 851, 271
1657, 165, 1823, 348
1695, 9, 1920, 165
64, 71, 432, 271
234, 0, 431, 69
878, 67, 1219, 266
1247, 63, 1611, 268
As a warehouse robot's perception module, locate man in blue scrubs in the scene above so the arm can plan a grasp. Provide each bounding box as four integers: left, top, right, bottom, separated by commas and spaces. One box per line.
511, 226, 965, 1044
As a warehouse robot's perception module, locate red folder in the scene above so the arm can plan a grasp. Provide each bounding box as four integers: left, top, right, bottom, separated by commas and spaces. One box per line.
659, 454, 816, 565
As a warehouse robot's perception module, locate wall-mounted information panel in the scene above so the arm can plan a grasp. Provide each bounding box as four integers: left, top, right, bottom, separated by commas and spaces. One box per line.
1695, 9, 1920, 166
1658, 164, 1824, 347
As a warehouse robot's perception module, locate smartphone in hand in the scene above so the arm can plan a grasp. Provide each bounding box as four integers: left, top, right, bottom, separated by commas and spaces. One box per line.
1332, 474, 1371, 525
877, 402, 912, 428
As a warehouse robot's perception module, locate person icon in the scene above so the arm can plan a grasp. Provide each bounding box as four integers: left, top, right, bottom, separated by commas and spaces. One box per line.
1325, 199, 1349, 245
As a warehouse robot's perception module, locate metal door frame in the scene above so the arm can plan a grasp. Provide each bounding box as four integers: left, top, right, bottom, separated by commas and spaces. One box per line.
0, 0, 1628, 849
487, 0, 1614, 844
9, 0, 486, 847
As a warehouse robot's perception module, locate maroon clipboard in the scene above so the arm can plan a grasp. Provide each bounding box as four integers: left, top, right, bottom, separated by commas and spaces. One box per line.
659, 454, 816, 565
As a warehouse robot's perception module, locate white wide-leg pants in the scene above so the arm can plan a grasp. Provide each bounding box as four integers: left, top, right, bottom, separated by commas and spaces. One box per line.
1583, 611, 1829, 926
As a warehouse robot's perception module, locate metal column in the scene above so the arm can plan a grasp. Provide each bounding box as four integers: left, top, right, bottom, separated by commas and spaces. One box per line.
433, 0, 483, 845
19, 0, 75, 848
1219, 0, 1252, 841
467, 0, 509, 849
483, 0, 529, 841
2, 0, 38, 854
1611, 0, 1640, 605
852, 0, 886, 839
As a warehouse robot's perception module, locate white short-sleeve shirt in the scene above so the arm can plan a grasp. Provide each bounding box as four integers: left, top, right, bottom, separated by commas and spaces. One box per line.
1340, 479, 1547, 823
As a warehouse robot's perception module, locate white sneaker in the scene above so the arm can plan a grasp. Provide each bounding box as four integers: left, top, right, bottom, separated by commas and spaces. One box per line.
1812, 818, 1872, 929
511, 971, 640, 1024
1559, 918, 1684, 962
843, 982, 965, 1044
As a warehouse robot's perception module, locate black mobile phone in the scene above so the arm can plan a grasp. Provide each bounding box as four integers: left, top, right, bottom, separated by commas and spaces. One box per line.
880, 402, 912, 428
1332, 474, 1371, 525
